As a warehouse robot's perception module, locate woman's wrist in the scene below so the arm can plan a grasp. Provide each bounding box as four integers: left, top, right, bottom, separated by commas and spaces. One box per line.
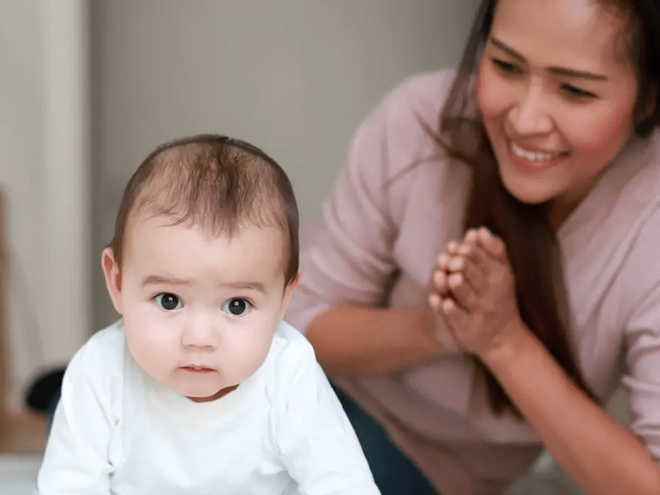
411, 305, 443, 358
478, 316, 535, 369
417, 304, 465, 357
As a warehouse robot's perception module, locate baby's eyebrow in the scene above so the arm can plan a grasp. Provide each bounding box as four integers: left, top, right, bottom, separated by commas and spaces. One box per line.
217, 281, 266, 293
141, 275, 190, 287
140, 276, 267, 293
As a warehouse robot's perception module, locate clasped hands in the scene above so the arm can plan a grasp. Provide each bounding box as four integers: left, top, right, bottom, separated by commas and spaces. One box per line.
427, 228, 525, 360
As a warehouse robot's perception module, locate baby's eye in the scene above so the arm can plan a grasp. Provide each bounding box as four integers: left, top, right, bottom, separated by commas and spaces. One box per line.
222, 298, 252, 317
155, 293, 182, 311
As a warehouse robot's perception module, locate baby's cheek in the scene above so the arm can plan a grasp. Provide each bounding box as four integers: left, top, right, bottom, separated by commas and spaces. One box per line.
124, 316, 172, 378
226, 329, 272, 382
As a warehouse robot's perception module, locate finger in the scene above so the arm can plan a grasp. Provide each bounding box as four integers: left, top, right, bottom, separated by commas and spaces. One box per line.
446, 241, 459, 255
432, 269, 450, 297
447, 272, 479, 310
451, 240, 492, 278
446, 255, 487, 293
477, 228, 507, 262
451, 229, 482, 263
428, 293, 442, 312
462, 228, 479, 247
438, 296, 471, 334
436, 253, 450, 272
446, 254, 465, 272
452, 230, 478, 258
427, 296, 463, 351
458, 243, 515, 302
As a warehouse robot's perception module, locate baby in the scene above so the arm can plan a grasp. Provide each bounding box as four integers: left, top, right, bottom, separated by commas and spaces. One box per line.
36, 135, 380, 494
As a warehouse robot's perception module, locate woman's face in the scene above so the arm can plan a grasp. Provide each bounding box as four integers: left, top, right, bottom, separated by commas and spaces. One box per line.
476, 0, 640, 226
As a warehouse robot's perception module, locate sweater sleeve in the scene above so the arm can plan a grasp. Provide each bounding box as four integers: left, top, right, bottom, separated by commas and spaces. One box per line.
272, 329, 381, 494
616, 203, 660, 463
36, 329, 122, 494
285, 71, 458, 335
622, 280, 660, 462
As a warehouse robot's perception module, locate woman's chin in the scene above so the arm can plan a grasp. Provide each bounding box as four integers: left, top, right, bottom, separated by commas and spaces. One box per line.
501, 180, 553, 205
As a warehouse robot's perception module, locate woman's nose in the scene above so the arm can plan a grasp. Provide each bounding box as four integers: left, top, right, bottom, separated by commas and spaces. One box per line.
507, 84, 554, 136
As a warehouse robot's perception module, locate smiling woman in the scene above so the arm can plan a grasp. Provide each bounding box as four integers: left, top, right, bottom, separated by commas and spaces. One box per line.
285, 0, 660, 494
476, 0, 640, 223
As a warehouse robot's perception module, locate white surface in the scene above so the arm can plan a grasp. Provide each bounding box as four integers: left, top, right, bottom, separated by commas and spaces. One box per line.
0, 455, 41, 495
0, 454, 585, 495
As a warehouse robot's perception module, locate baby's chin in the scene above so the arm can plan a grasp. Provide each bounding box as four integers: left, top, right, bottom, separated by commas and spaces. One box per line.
170, 369, 248, 401
186, 384, 239, 403
174, 384, 229, 402
159, 361, 264, 401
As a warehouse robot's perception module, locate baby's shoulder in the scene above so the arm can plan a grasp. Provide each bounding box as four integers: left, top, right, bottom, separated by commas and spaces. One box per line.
261, 321, 319, 392
67, 320, 126, 380
268, 321, 317, 367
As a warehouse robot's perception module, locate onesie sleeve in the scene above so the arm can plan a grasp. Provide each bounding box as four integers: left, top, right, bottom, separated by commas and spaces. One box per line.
36, 329, 122, 494
272, 331, 381, 494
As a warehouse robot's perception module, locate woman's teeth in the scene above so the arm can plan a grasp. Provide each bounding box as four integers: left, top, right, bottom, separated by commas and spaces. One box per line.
511, 142, 561, 162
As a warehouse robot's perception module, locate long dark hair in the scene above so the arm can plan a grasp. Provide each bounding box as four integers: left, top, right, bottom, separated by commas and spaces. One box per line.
438, 0, 660, 417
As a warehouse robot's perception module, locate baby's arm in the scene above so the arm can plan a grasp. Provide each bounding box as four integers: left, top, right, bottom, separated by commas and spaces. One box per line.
273, 333, 381, 495
36, 333, 116, 494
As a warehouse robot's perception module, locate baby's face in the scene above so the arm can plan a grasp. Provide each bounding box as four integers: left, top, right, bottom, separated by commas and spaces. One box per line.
102, 216, 297, 402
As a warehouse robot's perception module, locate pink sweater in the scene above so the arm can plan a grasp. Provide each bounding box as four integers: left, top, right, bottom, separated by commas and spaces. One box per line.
285, 69, 660, 495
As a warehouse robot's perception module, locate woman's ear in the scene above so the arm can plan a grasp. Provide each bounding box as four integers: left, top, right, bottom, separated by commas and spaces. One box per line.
102, 247, 124, 314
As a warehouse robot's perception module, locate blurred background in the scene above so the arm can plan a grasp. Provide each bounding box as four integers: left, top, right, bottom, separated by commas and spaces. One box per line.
0, 1, 627, 493
1, 0, 475, 411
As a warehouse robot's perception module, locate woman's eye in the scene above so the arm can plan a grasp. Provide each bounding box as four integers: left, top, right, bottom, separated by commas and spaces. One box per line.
492, 58, 519, 74
561, 84, 596, 99
222, 298, 252, 317
155, 293, 182, 311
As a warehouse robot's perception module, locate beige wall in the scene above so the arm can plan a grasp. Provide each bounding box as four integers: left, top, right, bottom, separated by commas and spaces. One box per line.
0, 0, 90, 405
91, 0, 479, 329
0, 0, 47, 403
0, 0, 481, 394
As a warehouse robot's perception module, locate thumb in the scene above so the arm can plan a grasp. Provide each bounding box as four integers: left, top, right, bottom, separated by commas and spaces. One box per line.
477, 227, 507, 262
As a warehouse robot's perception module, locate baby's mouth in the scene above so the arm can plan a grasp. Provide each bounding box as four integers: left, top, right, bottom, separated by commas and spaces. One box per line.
181, 365, 216, 373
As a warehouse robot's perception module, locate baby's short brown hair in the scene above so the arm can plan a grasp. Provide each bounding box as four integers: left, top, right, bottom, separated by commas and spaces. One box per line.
110, 134, 299, 284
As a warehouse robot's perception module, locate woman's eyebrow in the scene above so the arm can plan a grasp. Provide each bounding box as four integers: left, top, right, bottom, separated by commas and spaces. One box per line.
489, 36, 609, 81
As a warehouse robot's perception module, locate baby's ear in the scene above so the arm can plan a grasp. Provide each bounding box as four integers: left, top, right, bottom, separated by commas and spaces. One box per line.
280, 272, 301, 315
101, 247, 124, 314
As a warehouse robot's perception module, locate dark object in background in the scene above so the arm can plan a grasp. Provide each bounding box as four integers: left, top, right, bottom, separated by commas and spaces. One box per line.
25, 367, 66, 414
